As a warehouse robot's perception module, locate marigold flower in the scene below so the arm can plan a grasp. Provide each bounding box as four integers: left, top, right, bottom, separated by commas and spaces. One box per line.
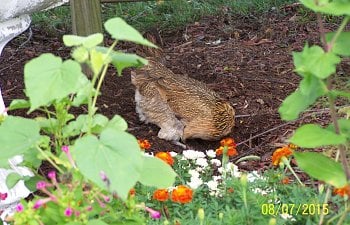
129, 188, 136, 197
153, 189, 169, 202
155, 152, 174, 166
0, 192, 8, 200
171, 185, 193, 204
271, 146, 293, 166
281, 177, 290, 185
287, 143, 298, 150
333, 184, 350, 197
215, 146, 237, 157
138, 139, 151, 150
220, 138, 236, 148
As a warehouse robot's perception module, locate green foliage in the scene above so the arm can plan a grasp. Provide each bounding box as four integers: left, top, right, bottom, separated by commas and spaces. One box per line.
289, 124, 347, 147
2, 17, 176, 224
294, 152, 347, 187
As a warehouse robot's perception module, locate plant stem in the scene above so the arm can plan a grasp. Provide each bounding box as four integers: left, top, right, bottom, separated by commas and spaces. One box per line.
335, 203, 350, 225
36, 146, 63, 174
282, 157, 304, 186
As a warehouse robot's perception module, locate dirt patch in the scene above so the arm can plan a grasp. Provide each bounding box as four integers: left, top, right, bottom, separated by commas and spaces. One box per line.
0, 7, 346, 170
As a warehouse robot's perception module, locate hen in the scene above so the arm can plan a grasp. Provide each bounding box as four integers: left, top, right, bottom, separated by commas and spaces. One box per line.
131, 33, 235, 146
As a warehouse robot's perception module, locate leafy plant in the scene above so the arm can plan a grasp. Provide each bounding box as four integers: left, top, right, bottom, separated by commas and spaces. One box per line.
0, 17, 176, 224
278, 0, 350, 224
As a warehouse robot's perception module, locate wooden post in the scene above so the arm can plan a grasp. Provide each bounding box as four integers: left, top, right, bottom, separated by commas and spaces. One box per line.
70, 0, 103, 36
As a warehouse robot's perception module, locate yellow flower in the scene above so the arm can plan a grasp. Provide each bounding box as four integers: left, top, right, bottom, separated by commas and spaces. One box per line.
155, 152, 174, 166
271, 146, 293, 166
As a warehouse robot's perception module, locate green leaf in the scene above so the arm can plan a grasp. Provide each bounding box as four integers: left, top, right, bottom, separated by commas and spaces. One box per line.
104, 17, 157, 47
35, 117, 58, 134
8, 99, 30, 111
293, 45, 341, 79
72, 46, 89, 63
330, 90, 350, 99
289, 124, 347, 147
87, 220, 109, 225
138, 157, 176, 188
294, 152, 347, 187
91, 114, 109, 133
6, 173, 22, 189
0, 116, 41, 166
24, 176, 42, 192
72, 75, 94, 107
327, 119, 350, 140
90, 49, 105, 74
326, 32, 350, 56
299, 75, 327, 98
63, 33, 103, 48
24, 54, 84, 112
278, 88, 322, 121
73, 129, 143, 200
104, 115, 128, 131
301, 0, 350, 16
96, 47, 147, 75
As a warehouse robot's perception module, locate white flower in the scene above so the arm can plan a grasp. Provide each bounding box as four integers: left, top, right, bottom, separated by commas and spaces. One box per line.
169, 151, 178, 157
182, 150, 205, 160
187, 176, 203, 189
188, 169, 200, 178
195, 158, 208, 168
210, 159, 221, 166
143, 152, 154, 157
225, 163, 240, 177
206, 180, 219, 191
206, 150, 216, 158
252, 188, 269, 195
247, 171, 262, 182
280, 213, 296, 221
195, 167, 203, 172
212, 175, 222, 182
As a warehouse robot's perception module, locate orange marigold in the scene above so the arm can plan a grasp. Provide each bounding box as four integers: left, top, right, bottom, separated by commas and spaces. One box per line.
129, 188, 136, 197
171, 185, 193, 204
271, 146, 293, 166
220, 137, 236, 148
138, 139, 151, 150
333, 184, 350, 197
281, 177, 290, 185
155, 152, 174, 166
215, 146, 238, 157
153, 189, 169, 202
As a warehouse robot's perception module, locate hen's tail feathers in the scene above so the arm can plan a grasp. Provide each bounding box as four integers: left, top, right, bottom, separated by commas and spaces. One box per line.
136, 28, 164, 60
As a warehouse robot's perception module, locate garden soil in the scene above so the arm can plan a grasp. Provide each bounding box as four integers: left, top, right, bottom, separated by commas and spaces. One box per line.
1, 5, 349, 172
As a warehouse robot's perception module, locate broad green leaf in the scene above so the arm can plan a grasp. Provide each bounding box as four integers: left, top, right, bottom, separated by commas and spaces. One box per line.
8, 99, 30, 111
73, 129, 143, 200
0, 116, 41, 165
301, 0, 350, 16
111, 52, 148, 75
87, 220, 109, 225
293, 45, 341, 79
104, 115, 128, 131
327, 119, 350, 140
326, 32, 350, 56
294, 152, 347, 187
72, 75, 93, 107
299, 75, 327, 98
104, 17, 157, 47
6, 173, 22, 189
72, 46, 89, 63
91, 114, 109, 133
289, 124, 346, 147
63, 33, 103, 48
24, 176, 42, 192
24, 54, 84, 111
35, 117, 58, 134
95, 47, 147, 75
62, 115, 86, 138
138, 157, 176, 188
278, 88, 322, 121
90, 49, 105, 74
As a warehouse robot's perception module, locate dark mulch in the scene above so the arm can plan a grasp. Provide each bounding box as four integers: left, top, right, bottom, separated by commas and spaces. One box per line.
1, 6, 347, 171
